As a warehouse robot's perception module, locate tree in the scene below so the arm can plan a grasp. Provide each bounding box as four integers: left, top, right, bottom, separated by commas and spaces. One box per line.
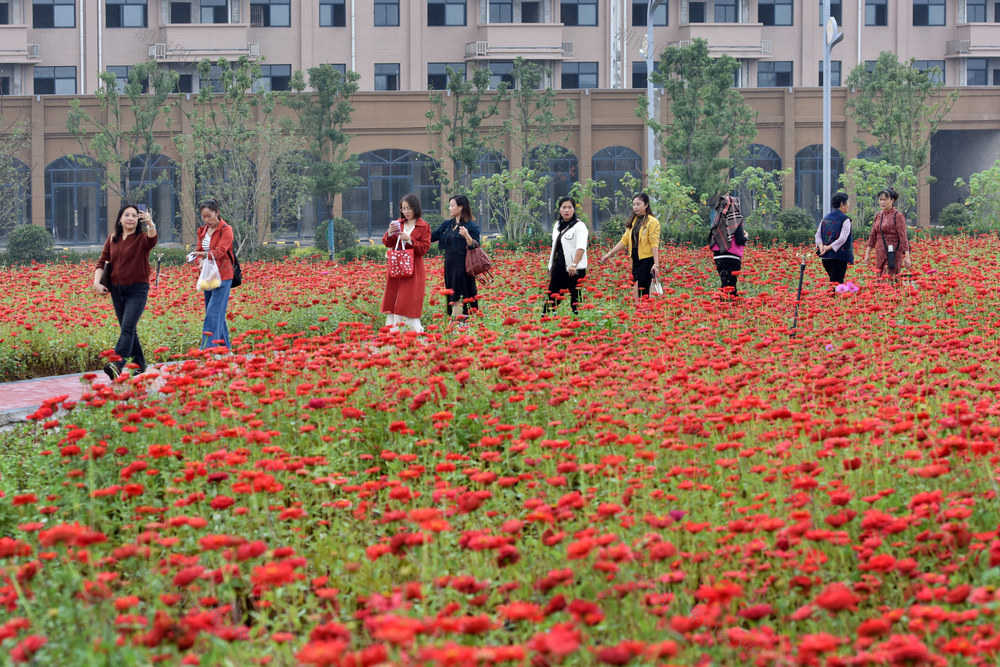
470, 167, 551, 240
644, 38, 757, 203
844, 52, 957, 180
284, 65, 362, 220
506, 58, 575, 170
728, 165, 792, 230
66, 60, 179, 203
170, 57, 309, 257
839, 158, 918, 232
620, 167, 700, 231
0, 102, 31, 238
954, 159, 1000, 227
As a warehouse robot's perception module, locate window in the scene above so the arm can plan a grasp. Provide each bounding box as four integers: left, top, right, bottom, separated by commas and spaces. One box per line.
631, 61, 662, 88
320, 0, 345, 26
592, 146, 642, 227
374, 63, 400, 90
913, 59, 945, 83
633, 0, 667, 25
45, 156, 106, 245
250, 0, 290, 26
106, 0, 147, 27
795, 144, 842, 223
34, 65, 76, 94
819, 0, 841, 24
561, 0, 597, 26
689, 1, 706, 22
0, 76, 10, 95
107, 66, 149, 93
865, 0, 887, 25
428, 62, 466, 90
864, 60, 877, 72
759, 0, 792, 25
253, 64, 292, 91
0, 3, 9, 24
758, 61, 792, 87
487, 61, 514, 89
967, 58, 987, 85
33, 0, 75, 28
966, 0, 987, 21
328, 63, 347, 74
170, 2, 192, 23
428, 0, 466, 26
375, 0, 399, 26
715, 0, 737, 22
913, 0, 945, 25
176, 73, 194, 93
522, 1, 540, 21
343, 149, 440, 238
561, 62, 598, 89
201, 0, 228, 23
489, 0, 512, 22
818, 60, 842, 86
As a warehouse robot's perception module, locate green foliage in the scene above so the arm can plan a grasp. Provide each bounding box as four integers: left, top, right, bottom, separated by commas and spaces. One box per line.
6, 224, 54, 263
600, 214, 628, 244
338, 246, 386, 262
568, 179, 612, 226
152, 247, 193, 267
619, 166, 701, 232
644, 38, 757, 202
938, 202, 972, 228
507, 58, 576, 170
954, 159, 1000, 226
728, 166, 792, 230
0, 111, 30, 237
839, 158, 919, 229
774, 207, 814, 232
844, 52, 958, 179
470, 167, 552, 241
250, 243, 295, 262
315, 217, 359, 254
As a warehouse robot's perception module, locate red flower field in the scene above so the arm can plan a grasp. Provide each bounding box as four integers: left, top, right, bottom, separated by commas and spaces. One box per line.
1, 234, 999, 665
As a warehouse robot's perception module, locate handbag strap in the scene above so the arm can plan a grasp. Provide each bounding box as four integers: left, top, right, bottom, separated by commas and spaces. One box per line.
878, 212, 890, 254
394, 235, 405, 251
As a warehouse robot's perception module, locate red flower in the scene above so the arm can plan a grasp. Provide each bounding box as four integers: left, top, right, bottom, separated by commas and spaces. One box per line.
814, 583, 860, 613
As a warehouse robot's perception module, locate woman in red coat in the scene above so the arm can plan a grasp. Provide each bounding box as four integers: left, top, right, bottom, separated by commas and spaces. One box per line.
382, 193, 431, 333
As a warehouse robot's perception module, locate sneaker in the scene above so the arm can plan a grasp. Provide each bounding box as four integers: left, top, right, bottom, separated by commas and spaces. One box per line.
103, 363, 118, 383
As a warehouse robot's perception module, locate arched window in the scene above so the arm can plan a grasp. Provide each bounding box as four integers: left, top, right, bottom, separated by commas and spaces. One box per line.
45, 156, 107, 245
857, 146, 883, 161
795, 144, 843, 223
0, 157, 31, 241
271, 152, 326, 242
469, 150, 509, 235
591, 146, 642, 228
125, 154, 181, 243
731, 144, 783, 222
342, 149, 440, 238
529, 145, 578, 218
195, 152, 258, 232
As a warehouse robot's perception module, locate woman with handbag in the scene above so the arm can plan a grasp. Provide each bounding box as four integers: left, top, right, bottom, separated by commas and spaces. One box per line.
708, 194, 747, 298
192, 198, 235, 351
430, 195, 481, 320
382, 193, 432, 333
862, 187, 911, 278
93, 203, 158, 382
600, 193, 661, 302
544, 196, 589, 314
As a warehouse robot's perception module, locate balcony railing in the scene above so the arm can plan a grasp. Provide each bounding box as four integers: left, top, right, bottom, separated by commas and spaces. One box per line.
947, 23, 1000, 57
465, 22, 571, 60
673, 22, 769, 58
149, 23, 256, 63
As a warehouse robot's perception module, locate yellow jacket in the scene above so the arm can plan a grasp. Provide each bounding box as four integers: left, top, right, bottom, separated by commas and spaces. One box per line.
619, 215, 660, 260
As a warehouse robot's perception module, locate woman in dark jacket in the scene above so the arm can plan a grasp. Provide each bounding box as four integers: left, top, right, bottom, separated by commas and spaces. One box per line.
815, 192, 854, 284
430, 195, 481, 319
93, 203, 158, 381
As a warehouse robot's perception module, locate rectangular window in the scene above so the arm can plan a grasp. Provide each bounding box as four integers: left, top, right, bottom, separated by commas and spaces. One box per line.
1, 76, 10, 95
107, 65, 146, 93
489, 0, 512, 22
250, 0, 290, 27
758, 0, 792, 25
913, 0, 945, 25
967, 0, 987, 21
34, 65, 76, 94
33, 0, 75, 28
715, 0, 737, 22
320, 0, 346, 26
253, 64, 292, 91
106, 0, 147, 28
632, 0, 667, 25
689, 2, 706, 22
561, 0, 597, 26
561, 61, 598, 88
428, 62, 466, 90
818, 60, 842, 86
967, 58, 987, 84
819, 0, 842, 24
428, 0, 466, 26
487, 61, 514, 89
170, 2, 192, 23
375, 0, 399, 26
631, 60, 663, 88
0, 3, 9, 24
201, 0, 228, 23
176, 73, 193, 93
758, 60, 792, 87
913, 59, 945, 83
374, 63, 400, 90
522, 1, 540, 21
865, 0, 887, 25
329, 63, 347, 74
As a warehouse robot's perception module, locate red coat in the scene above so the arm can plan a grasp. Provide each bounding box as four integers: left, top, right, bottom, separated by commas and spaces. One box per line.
381, 218, 431, 319
196, 220, 235, 280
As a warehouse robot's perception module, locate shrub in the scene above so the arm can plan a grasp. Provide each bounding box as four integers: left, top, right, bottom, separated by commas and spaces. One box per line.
153, 247, 193, 267
250, 244, 294, 262
938, 202, 972, 228
774, 206, 814, 232
601, 214, 627, 245
6, 224, 53, 264
315, 218, 359, 253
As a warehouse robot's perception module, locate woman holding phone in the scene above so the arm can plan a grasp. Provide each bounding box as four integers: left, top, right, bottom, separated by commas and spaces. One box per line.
382, 193, 431, 333
93, 203, 158, 382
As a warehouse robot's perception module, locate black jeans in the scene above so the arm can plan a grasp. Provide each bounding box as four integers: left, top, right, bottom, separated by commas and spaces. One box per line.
822, 259, 848, 284
110, 283, 149, 372
632, 257, 655, 298
714, 257, 741, 296
544, 269, 586, 314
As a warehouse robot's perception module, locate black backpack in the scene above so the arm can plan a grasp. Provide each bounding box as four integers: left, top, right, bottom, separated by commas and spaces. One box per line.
228, 248, 242, 288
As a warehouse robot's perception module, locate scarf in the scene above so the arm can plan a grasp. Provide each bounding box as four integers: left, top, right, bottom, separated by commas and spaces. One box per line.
711, 195, 744, 250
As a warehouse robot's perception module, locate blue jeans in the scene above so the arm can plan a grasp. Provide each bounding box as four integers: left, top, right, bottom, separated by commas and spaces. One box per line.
201, 279, 232, 350
110, 283, 149, 372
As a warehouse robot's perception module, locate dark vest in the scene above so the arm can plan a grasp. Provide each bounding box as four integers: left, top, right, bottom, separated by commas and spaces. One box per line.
819, 209, 854, 263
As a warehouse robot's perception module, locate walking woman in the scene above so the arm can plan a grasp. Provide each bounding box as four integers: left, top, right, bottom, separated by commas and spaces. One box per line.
430, 195, 481, 319
600, 193, 660, 301
815, 192, 854, 284
93, 203, 158, 381
544, 196, 589, 314
709, 194, 747, 297
382, 193, 432, 333
192, 198, 235, 350
862, 187, 911, 278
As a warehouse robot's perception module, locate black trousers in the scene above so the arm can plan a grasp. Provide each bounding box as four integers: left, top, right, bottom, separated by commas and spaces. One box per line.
110, 282, 149, 372
544, 269, 586, 314
632, 256, 655, 298
822, 259, 848, 284
714, 257, 741, 296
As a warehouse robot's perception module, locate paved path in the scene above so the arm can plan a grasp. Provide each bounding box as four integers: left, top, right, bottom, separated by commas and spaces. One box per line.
0, 372, 104, 425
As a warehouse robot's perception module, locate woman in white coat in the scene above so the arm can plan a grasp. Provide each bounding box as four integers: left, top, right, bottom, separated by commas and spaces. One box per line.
543, 196, 589, 314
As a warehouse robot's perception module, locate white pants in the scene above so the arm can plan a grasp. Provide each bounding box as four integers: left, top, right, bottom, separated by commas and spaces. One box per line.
386, 313, 423, 333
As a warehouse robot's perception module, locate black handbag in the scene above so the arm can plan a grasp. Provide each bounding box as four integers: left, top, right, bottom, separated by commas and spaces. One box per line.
100, 261, 112, 291
229, 248, 242, 288
878, 212, 897, 270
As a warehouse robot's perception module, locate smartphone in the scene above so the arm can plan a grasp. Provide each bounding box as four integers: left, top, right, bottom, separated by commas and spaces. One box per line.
137, 204, 148, 213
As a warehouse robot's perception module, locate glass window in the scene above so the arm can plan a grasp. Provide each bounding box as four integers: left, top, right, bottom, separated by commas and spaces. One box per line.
374, 63, 400, 90
562, 61, 598, 89
591, 146, 642, 228
632, 0, 667, 26
106, 65, 150, 93
487, 61, 514, 89
715, 0, 737, 22
529, 145, 578, 213
250, 0, 290, 27
758, 61, 792, 87
865, 0, 887, 25
631, 61, 663, 88
342, 149, 440, 239
966, 0, 987, 21
489, 0, 512, 22
320, 0, 346, 26
561, 0, 598, 26
428, 62, 466, 90
375, 0, 399, 26
106, 0, 147, 28
758, 0, 792, 25
913, 59, 945, 83
126, 154, 182, 242
521, 1, 540, 21
328, 63, 347, 74
819, 0, 842, 24
0, 3, 9, 24
428, 0, 466, 26
253, 64, 292, 92
201, 0, 228, 23
689, 1, 706, 22
44, 155, 107, 245
913, 0, 945, 25
33, 0, 75, 28
818, 60, 842, 86
170, 2, 192, 23
967, 58, 987, 85
34, 65, 76, 94
0, 157, 31, 241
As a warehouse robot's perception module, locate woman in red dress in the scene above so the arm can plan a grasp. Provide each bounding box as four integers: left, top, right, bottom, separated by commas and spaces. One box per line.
862, 187, 911, 278
381, 193, 431, 333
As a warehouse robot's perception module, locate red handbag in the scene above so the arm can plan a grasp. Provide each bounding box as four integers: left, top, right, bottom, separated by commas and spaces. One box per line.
387, 236, 414, 278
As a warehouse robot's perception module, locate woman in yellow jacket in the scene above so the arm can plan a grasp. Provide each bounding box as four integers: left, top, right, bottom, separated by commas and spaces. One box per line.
601, 193, 661, 301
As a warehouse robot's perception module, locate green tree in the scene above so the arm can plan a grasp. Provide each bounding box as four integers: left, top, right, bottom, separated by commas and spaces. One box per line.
0, 104, 31, 237
506, 58, 576, 170
66, 61, 179, 203
728, 165, 792, 230
954, 159, 1000, 226
839, 158, 918, 233
644, 38, 757, 203
285, 65, 362, 221
620, 167, 700, 232
470, 167, 551, 240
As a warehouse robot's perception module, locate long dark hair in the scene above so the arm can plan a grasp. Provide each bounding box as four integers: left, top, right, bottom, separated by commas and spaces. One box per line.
199, 198, 222, 219
555, 196, 580, 229
112, 203, 141, 243
449, 195, 474, 223
627, 193, 652, 229
400, 193, 422, 221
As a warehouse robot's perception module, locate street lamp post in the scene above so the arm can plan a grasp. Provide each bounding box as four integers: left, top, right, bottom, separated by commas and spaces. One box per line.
645, 0, 666, 177
822, 0, 843, 218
